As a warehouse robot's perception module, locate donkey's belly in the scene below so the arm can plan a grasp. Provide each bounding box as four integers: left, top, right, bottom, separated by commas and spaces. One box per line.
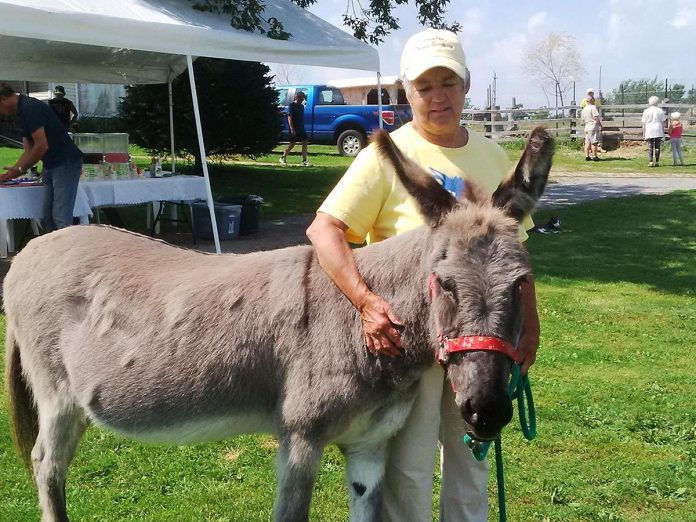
93, 412, 277, 444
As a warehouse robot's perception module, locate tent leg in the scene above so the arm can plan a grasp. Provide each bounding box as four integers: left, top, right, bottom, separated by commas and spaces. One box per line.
168, 79, 176, 174
187, 55, 221, 254
377, 71, 383, 129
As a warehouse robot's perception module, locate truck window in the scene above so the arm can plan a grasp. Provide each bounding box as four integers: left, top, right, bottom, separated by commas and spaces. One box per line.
277, 88, 289, 106
367, 88, 390, 105
317, 88, 345, 105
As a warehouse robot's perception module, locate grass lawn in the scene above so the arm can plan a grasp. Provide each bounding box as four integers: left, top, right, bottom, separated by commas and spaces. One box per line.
1, 189, 695, 520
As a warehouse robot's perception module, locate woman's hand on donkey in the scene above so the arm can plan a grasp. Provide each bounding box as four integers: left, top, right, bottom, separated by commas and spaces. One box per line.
359, 292, 404, 357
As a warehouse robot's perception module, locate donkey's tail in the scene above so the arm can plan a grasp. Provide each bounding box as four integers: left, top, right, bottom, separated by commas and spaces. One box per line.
4, 324, 38, 470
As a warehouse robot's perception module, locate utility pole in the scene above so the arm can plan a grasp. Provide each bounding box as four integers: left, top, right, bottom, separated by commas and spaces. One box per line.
598, 66, 602, 100
492, 71, 497, 108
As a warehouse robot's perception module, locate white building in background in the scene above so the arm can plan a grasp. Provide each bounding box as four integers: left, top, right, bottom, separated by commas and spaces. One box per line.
327, 75, 407, 106
2, 81, 125, 117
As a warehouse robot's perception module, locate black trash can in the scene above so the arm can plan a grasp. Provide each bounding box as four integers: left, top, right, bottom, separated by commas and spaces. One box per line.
218, 194, 263, 235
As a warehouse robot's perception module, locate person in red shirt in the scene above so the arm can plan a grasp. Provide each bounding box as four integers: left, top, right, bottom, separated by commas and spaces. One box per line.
668, 112, 684, 166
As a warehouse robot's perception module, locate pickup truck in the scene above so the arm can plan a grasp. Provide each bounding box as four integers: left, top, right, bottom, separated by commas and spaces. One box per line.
277, 84, 411, 156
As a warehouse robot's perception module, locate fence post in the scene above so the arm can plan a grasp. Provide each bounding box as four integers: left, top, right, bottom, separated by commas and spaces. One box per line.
484, 106, 492, 138
570, 101, 577, 141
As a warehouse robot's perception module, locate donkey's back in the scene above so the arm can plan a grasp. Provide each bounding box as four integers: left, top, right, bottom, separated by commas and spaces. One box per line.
4, 226, 328, 441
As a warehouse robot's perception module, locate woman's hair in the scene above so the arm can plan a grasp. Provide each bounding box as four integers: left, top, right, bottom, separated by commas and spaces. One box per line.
648, 95, 660, 106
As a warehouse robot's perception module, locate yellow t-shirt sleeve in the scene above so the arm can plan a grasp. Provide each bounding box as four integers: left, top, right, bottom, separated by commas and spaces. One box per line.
318, 145, 388, 244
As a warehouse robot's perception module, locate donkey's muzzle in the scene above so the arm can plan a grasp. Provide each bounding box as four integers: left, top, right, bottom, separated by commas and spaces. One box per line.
461, 394, 513, 441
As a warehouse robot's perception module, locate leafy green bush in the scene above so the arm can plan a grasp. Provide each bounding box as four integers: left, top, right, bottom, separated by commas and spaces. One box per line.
120, 58, 281, 169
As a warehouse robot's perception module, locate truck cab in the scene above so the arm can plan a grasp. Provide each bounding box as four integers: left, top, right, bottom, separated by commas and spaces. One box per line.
277, 84, 411, 156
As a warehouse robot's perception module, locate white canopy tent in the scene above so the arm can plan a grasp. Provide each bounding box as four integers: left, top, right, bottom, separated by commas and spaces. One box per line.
0, 0, 381, 253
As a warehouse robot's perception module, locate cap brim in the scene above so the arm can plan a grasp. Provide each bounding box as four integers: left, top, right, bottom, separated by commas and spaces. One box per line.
403, 58, 466, 81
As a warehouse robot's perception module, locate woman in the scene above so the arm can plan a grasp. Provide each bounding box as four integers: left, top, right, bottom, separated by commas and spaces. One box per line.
306, 29, 540, 522
642, 96, 666, 167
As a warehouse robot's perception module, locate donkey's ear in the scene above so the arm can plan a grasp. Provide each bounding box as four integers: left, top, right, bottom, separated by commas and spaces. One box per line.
492, 127, 554, 220
373, 129, 458, 227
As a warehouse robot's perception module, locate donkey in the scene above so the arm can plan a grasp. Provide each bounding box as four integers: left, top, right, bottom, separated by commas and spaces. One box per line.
4, 127, 553, 522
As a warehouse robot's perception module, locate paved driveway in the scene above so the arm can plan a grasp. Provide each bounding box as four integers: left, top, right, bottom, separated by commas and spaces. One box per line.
539, 175, 696, 208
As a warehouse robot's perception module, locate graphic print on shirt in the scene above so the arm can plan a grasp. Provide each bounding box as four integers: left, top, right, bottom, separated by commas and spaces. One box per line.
430, 167, 465, 198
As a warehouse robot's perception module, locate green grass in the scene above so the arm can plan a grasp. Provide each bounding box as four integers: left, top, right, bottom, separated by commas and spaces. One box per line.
1, 191, 695, 520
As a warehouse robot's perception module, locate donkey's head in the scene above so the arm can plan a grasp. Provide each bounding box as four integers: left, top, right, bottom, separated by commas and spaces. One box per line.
374, 127, 553, 441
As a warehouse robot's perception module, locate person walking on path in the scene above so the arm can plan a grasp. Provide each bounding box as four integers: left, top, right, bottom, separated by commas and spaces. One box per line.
581, 95, 602, 161
306, 28, 540, 522
48, 85, 78, 131
668, 112, 684, 166
642, 95, 666, 167
280, 91, 310, 166
0, 84, 83, 230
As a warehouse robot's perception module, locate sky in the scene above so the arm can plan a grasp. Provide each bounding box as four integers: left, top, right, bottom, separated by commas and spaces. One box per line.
268, 0, 696, 108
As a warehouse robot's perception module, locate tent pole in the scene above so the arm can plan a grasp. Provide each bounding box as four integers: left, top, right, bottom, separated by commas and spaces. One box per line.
377, 71, 383, 129
187, 55, 221, 254
168, 78, 176, 173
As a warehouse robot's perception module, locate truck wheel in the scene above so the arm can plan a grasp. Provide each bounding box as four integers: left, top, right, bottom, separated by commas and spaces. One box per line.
337, 130, 366, 157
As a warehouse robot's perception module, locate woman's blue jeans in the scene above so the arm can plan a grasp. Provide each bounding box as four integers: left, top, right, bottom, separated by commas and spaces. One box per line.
41, 157, 83, 230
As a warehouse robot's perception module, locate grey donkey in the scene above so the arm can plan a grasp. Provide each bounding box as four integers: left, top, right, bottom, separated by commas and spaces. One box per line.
4, 127, 553, 521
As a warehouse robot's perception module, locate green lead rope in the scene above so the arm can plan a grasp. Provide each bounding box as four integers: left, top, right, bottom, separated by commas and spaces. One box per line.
462, 364, 537, 522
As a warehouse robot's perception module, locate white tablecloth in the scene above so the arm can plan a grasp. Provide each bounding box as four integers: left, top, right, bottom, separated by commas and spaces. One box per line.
0, 175, 208, 257
0, 184, 91, 219
81, 176, 207, 208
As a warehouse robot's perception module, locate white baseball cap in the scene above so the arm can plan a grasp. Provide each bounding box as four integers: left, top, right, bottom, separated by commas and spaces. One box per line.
586, 88, 595, 94
400, 29, 467, 81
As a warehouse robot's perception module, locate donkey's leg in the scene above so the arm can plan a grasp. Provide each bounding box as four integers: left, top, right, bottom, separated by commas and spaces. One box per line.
274, 431, 325, 522
32, 397, 87, 522
342, 441, 387, 522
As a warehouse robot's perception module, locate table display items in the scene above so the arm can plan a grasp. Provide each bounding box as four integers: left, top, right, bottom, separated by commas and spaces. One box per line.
73, 133, 140, 181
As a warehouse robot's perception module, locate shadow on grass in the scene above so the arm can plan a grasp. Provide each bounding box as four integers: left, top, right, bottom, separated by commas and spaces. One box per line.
529, 191, 696, 295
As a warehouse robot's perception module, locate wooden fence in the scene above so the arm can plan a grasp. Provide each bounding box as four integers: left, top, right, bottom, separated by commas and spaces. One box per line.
462, 104, 696, 143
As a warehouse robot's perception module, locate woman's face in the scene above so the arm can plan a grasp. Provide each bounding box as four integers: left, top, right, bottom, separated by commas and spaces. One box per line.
407, 67, 468, 141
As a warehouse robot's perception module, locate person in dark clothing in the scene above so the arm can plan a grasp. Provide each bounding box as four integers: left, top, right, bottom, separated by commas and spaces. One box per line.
48, 85, 78, 130
0, 84, 83, 230
279, 91, 310, 166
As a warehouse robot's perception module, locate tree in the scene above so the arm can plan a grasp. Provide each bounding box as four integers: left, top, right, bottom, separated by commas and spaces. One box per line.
120, 58, 281, 169
605, 78, 686, 104
270, 63, 301, 86
191, 0, 460, 44
685, 86, 696, 105
522, 32, 585, 107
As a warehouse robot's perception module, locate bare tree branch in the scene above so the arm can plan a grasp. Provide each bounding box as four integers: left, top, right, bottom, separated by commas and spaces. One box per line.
523, 32, 585, 107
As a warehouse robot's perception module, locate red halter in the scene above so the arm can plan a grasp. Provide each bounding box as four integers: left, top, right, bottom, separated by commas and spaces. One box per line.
428, 274, 518, 365
437, 335, 517, 365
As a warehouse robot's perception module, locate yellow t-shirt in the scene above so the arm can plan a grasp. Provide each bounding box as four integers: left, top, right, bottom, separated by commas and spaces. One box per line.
580, 98, 601, 108
319, 124, 533, 244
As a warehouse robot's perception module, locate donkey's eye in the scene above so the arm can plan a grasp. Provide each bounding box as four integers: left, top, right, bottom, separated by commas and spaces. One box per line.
439, 277, 458, 295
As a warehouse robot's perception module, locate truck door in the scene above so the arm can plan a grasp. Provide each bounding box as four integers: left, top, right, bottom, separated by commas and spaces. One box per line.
312, 87, 345, 143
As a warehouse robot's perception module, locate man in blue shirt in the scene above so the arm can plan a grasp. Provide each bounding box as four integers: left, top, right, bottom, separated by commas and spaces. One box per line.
279, 91, 310, 166
0, 84, 83, 230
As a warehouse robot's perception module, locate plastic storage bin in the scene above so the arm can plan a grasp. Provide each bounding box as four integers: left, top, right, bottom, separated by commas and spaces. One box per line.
218, 194, 263, 235
191, 201, 242, 240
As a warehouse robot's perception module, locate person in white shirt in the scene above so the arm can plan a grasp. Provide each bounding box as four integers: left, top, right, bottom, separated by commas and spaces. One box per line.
580, 96, 602, 161
642, 96, 667, 167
